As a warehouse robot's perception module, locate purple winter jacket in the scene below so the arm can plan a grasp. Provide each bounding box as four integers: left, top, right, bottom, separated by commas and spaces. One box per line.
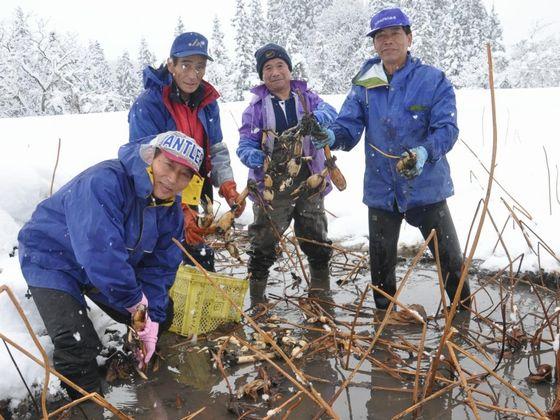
236, 80, 338, 199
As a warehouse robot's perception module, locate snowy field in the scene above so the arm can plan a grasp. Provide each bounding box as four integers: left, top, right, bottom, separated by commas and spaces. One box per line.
0, 87, 559, 405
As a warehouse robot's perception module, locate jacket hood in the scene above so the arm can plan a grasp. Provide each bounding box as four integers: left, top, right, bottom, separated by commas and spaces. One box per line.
143, 65, 172, 90
352, 53, 418, 88
117, 141, 157, 199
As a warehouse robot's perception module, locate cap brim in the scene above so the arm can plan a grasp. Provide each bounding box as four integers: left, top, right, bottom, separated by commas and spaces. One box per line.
365, 28, 377, 37
161, 150, 201, 177
172, 51, 214, 61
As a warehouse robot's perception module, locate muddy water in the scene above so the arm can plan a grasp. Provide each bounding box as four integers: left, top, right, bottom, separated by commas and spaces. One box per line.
64, 260, 560, 418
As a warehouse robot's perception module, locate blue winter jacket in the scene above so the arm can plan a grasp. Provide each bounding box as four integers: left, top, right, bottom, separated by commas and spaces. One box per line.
330, 53, 458, 212
128, 66, 233, 187
18, 142, 184, 323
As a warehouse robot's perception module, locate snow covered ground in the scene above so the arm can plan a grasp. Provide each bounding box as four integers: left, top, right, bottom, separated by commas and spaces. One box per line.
0, 87, 559, 406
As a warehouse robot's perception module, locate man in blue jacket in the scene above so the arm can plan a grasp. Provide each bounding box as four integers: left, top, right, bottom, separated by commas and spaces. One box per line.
129, 32, 244, 270
314, 8, 471, 310
18, 131, 202, 399
237, 43, 338, 304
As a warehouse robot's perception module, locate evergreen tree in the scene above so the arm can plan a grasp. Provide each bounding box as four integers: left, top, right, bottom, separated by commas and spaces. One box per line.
284, 0, 334, 80
78, 41, 117, 112
115, 50, 140, 108
307, 0, 371, 93
137, 37, 157, 81
206, 16, 235, 101
232, 0, 257, 100
0, 7, 33, 116
174, 17, 185, 37
266, 0, 289, 45
247, 0, 266, 50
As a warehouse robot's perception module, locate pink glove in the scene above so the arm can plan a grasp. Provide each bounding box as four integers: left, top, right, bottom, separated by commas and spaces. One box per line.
137, 317, 159, 369
126, 293, 148, 314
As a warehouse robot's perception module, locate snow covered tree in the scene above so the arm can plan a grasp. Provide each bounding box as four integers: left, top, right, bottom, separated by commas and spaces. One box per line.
307, 0, 371, 93
232, 0, 258, 100
283, 0, 334, 81
137, 37, 157, 82
174, 17, 185, 37
115, 50, 140, 108
0, 7, 34, 116
265, 0, 290, 46
206, 15, 235, 101
76, 41, 119, 112
247, 0, 266, 51
505, 30, 560, 88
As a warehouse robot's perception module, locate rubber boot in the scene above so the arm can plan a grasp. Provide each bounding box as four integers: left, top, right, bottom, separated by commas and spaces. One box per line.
309, 265, 334, 316
372, 278, 396, 310
249, 275, 268, 308
445, 278, 472, 312
309, 265, 330, 291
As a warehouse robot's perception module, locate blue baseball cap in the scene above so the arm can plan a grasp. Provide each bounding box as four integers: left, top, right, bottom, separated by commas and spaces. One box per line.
170, 32, 213, 61
366, 8, 411, 38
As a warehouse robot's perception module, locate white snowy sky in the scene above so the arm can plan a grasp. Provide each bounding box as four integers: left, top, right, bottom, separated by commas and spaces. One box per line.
1, 0, 559, 60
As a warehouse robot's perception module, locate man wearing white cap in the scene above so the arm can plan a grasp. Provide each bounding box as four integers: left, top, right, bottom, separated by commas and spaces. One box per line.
18, 131, 202, 401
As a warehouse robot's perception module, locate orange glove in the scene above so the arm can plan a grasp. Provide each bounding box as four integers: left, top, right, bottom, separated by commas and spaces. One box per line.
219, 180, 246, 218
182, 204, 206, 245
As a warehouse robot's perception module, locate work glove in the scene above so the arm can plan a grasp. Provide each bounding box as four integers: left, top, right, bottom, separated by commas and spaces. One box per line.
182, 204, 206, 245
126, 293, 148, 314
244, 149, 266, 169
136, 318, 159, 370
219, 180, 246, 218
126, 294, 159, 369
311, 128, 336, 150
400, 146, 428, 179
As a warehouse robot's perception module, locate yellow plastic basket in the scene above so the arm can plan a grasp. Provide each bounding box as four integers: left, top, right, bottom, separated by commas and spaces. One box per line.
169, 265, 248, 336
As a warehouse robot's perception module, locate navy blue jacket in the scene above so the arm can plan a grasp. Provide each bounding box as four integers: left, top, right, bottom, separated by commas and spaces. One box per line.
18, 142, 184, 322
330, 54, 458, 212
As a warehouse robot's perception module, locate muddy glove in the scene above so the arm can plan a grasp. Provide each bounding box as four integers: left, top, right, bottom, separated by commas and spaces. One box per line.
399, 146, 428, 179
136, 318, 158, 369
126, 294, 158, 369
182, 204, 206, 244
126, 293, 148, 314
219, 180, 246, 217
244, 149, 266, 169
311, 128, 335, 150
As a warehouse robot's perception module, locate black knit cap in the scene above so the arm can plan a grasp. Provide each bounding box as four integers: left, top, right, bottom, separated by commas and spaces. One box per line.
255, 43, 292, 80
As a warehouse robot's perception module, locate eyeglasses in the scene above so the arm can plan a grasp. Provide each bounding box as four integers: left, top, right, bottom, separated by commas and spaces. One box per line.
178, 62, 206, 76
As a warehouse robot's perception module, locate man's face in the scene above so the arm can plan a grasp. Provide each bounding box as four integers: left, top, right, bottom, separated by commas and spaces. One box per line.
373, 26, 412, 68
262, 58, 292, 96
151, 152, 193, 200
168, 55, 207, 95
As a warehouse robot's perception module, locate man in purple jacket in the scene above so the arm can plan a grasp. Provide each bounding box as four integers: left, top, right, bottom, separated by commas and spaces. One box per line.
237, 43, 338, 305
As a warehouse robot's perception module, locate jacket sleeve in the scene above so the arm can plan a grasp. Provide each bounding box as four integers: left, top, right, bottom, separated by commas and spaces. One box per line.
237, 103, 263, 167
133, 205, 183, 322
210, 142, 234, 187
307, 91, 338, 126
206, 102, 234, 187
329, 86, 367, 151
128, 91, 168, 143
422, 73, 459, 161
63, 172, 143, 310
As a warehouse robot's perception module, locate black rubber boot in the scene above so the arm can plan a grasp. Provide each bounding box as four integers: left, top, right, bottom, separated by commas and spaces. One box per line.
249, 274, 268, 307
309, 265, 330, 290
